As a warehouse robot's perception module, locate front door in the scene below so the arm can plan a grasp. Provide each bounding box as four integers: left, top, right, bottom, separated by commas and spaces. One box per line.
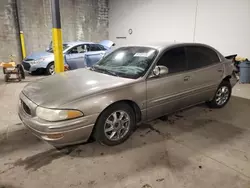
84, 44, 106, 67
146, 46, 192, 121
65, 44, 89, 69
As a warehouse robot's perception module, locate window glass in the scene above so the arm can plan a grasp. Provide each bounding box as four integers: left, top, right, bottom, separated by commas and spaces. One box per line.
157, 47, 187, 74
90, 44, 101, 51
68, 44, 88, 54
92, 47, 158, 79
46, 44, 70, 53
186, 46, 220, 70
97, 44, 106, 50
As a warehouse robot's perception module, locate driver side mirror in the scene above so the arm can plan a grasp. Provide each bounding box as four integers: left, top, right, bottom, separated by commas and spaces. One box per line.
151, 65, 169, 78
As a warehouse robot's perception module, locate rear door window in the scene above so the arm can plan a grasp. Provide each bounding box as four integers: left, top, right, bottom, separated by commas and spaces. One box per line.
90, 44, 102, 51
157, 47, 187, 74
97, 44, 106, 50
186, 46, 220, 70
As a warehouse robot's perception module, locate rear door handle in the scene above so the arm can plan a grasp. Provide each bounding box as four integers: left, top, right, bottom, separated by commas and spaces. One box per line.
184, 76, 190, 81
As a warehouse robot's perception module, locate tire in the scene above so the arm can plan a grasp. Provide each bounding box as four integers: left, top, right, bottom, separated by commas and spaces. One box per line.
208, 80, 232, 108
4, 74, 9, 82
94, 103, 136, 146
16, 64, 25, 79
46, 62, 55, 75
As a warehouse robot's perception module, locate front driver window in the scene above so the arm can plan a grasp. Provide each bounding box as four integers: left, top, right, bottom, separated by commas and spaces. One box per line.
68, 45, 88, 54
157, 47, 187, 74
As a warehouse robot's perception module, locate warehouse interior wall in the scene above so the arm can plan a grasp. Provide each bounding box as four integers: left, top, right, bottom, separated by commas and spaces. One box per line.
109, 0, 250, 58
0, 0, 22, 62
0, 0, 109, 62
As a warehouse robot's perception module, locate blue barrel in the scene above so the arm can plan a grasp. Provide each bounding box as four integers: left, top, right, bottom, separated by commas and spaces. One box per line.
239, 61, 250, 83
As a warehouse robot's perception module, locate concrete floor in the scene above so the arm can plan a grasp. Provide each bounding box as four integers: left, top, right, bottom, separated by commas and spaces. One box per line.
0, 74, 250, 188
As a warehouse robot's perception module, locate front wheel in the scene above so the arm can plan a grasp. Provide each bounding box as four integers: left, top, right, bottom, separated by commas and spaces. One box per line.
46, 62, 55, 75
94, 103, 136, 146
208, 80, 232, 108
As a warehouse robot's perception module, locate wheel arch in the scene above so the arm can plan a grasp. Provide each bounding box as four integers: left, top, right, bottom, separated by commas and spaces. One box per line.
89, 100, 142, 139
98, 100, 142, 123
47, 61, 54, 67
222, 75, 231, 82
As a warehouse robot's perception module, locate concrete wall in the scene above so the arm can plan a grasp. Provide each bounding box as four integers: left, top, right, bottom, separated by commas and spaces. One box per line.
0, 0, 109, 62
0, 0, 21, 62
109, 0, 250, 58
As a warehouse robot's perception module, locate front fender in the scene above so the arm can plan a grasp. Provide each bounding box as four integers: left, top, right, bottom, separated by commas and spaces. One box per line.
61, 80, 147, 121
37, 56, 67, 68
38, 56, 55, 68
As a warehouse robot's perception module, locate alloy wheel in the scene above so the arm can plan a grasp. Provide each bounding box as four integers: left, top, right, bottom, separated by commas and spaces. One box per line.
49, 64, 55, 75
104, 110, 130, 141
215, 86, 229, 106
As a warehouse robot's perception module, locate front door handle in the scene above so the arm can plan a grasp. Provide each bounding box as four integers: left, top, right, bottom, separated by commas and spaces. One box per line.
184, 76, 190, 81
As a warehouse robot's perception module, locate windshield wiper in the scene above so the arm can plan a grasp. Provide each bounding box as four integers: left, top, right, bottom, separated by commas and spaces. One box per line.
91, 66, 119, 77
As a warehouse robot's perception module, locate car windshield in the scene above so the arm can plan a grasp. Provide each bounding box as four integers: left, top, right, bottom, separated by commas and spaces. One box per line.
92, 46, 158, 79
47, 44, 70, 53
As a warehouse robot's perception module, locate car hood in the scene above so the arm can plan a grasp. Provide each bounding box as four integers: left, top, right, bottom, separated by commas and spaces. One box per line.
25, 51, 53, 60
22, 69, 134, 108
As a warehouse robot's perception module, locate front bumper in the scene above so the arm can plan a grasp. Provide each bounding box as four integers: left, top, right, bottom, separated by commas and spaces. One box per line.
18, 92, 98, 147
22, 61, 42, 73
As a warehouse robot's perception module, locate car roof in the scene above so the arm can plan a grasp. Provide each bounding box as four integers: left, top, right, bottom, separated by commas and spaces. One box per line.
64, 41, 95, 46
121, 41, 216, 52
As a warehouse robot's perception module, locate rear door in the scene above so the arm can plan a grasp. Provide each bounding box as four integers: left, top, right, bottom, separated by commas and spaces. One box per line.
185, 45, 224, 102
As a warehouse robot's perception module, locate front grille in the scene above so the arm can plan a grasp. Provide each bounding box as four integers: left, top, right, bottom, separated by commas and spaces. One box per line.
22, 62, 31, 71
21, 100, 31, 115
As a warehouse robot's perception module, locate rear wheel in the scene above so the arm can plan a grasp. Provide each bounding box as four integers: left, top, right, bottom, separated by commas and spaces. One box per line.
208, 80, 231, 108
94, 103, 136, 146
46, 62, 55, 75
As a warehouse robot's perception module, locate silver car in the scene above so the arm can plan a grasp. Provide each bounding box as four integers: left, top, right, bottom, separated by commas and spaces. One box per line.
22, 40, 114, 75
18, 42, 238, 147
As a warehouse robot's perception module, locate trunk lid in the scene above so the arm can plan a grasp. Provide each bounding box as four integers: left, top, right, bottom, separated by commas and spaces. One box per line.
99, 40, 115, 49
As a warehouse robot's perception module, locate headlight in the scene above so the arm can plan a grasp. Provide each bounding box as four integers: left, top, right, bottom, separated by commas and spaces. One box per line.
30, 58, 45, 65
36, 106, 83, 121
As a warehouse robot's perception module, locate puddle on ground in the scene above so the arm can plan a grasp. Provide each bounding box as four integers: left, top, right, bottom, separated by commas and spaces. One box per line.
13, 148, 67, 171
